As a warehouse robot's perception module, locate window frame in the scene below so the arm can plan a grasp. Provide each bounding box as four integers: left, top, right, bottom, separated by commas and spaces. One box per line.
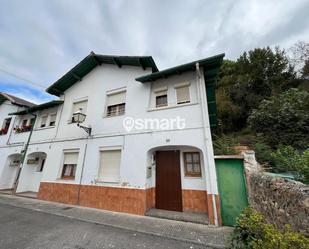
155, 93, 168, 108
37, 158, 46, 172
49, 113, 57, 127
60, 151, 79, 180
40, 115, 47, 128
105, 90, 126, 117
70, 98, 88, 123
97, 148, 122, 183
183, 152, 202, 177
176, 85, 191, 105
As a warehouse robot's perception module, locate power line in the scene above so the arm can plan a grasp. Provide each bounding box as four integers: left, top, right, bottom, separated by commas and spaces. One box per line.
0, 67, 46, 90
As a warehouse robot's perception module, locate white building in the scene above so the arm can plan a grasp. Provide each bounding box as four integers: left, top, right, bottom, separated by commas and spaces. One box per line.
0, 53, 224, 225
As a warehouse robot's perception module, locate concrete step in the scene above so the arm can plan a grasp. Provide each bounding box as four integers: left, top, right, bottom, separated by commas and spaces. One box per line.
146, 208, 209, 224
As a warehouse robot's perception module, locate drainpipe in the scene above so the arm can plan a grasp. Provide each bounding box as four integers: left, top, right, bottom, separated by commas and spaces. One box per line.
76, 141, 88, 205
196, 63, 219, 226
12, 113, 37, 194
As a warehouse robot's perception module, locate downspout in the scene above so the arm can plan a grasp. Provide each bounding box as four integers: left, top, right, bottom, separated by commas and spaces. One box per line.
13, 112, 37, 194
196, 63, 219, 226
76, 140, 88, 205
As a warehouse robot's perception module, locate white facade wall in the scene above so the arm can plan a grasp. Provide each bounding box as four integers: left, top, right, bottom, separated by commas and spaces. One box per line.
1, 63, 216, 195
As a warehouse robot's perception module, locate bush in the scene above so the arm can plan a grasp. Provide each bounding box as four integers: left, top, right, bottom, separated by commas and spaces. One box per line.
248, 89, 309, 150
213, 134, 238, 155
271, 146, 309, 183
228, 207, 309, 249
252, 139, 275, 168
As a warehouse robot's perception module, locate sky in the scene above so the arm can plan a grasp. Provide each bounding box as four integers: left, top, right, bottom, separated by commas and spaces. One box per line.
0, 0, 309, 104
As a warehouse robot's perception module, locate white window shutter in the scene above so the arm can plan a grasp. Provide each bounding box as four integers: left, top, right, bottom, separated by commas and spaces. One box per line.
63, 152, 78, 165
98, 150, 121, 182
73, 100, 88, 114
176, 86, 190, 104
107, 92, 126, 106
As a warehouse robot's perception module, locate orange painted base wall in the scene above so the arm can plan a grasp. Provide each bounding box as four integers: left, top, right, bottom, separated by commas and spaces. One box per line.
38, 182, 220, 224
38, 182, 146, 215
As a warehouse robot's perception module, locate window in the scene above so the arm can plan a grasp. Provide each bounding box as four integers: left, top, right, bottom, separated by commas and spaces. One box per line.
40, 115, 47, 128
61, 151, 78, 179
155, 91, 168, 108
38, 158, 45, 172
22, 119, 28, 127
106, 91, 126, 117
176, 85, 190, 104
30, 118, 35, 127
72, 100, 88, 122
0, 118, 11, 135
49, 114, 57, 126
98, 150, 121, 182
183, 152, 201, 177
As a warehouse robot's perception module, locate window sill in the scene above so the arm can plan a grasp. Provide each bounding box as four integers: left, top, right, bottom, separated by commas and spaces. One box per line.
102, 113, 125, 119
95, 179, 120, 184
147, 102, 198, 112
184, 174, 202, 178
34, 126, 55, 131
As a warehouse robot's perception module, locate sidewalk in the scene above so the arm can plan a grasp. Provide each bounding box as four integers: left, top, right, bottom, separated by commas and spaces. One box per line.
0, 194, 232, 248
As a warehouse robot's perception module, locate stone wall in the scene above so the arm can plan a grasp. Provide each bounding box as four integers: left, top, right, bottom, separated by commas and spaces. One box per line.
247, 172, 309, 235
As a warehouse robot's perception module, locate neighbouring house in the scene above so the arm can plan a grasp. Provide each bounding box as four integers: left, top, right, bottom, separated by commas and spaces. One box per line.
0, 92, 35, 190
0, 52, 224, 225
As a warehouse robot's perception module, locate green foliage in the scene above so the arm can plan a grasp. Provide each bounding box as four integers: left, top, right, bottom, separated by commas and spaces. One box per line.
228, 207, 309, 249
213, 134, 238, 155
271, 146, 309, 183
249, 88, 309, 150
216, 47, 297, 133
216, 60, 241, 133
229, 47, 296, 124
251, 139, 275, 168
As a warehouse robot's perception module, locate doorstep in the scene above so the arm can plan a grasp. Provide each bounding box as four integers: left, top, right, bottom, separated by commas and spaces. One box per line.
16, 191, 38, 199
146, 208, 209, 224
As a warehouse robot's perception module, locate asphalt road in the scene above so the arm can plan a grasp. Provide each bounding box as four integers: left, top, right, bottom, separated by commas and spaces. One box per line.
0, 203, 208, 249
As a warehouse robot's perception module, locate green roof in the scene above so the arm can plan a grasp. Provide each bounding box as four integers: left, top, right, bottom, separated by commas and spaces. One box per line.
9, 100, 64, 115
135, 54, 225, 127
46, 52, 158, 96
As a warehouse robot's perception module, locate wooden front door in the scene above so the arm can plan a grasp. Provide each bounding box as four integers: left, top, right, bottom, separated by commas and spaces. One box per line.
155, 150, 182, 211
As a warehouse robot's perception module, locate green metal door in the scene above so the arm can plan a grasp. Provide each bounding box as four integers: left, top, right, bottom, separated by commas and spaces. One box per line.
215, 159, 248, 226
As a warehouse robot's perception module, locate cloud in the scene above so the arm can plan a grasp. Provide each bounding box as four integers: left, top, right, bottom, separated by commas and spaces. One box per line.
0, 0, 308, 102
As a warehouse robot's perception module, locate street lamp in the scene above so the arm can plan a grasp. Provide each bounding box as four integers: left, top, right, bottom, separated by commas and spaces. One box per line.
72, 109, 92, 136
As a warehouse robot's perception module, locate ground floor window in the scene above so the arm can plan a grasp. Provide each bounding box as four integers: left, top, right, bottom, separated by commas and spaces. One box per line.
98, 149, 121, 182
183, 152, 201, 177
61, 151, 78, 179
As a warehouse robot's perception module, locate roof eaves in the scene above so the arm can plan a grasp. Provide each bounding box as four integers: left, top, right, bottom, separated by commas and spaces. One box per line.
9, 100, 64, 115
135, 53, 225, 83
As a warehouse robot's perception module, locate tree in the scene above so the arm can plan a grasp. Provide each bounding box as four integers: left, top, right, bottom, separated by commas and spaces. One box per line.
248, 89, 309, 150
290, 41, 309, 78
216, 60, 241, 133
230, 47, 296, 125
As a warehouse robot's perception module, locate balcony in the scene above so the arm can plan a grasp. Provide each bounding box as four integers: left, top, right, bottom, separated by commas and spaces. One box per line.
14, 125, 33, 133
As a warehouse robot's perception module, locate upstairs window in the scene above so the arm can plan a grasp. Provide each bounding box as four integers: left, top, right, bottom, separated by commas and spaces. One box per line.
22, 119, 28, 127
30, 118, 36, 127
98, 150, 121, 182
176, 85, 190, 104
0, 118, 11, 135
40, 115, 47, 128
49, 114, 57, 126
183, 152, 201, 177
106, 91, 126, 117
61, 151, 79, 180
72, 100, 88, 122
155, 91, 168, 108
